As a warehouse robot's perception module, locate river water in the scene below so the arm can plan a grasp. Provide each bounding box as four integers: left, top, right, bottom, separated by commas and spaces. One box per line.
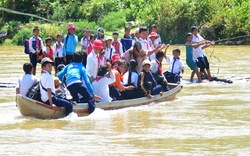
0, 46, 250, 155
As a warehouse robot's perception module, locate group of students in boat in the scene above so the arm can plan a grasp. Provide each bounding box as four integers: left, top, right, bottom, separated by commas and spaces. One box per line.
16, 23, 215, 116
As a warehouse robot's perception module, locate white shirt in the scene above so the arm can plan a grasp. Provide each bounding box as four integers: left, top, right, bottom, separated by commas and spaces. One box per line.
92, 71, 116, 102
166, 56, 184, 74
29, 35, 44, 54
192, 34, 205, 59
81, 37, 90, 52
17, 74, 37, 96
100, 57, 107, 66
105, 46, 116, 61
132, 37, 139, 46
40, 70, 55, 102
147, 33, 162, 45
150, 59, 160, 74
122, 71, 139, 88
140, 38, 152, 59
148, 39, 158, 61
86, 51, 99, 79
53, 42, 64, 57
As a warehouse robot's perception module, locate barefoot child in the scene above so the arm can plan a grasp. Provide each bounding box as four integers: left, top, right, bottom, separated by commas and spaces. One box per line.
40, 57, 73, 116
92, 65, 116, 102
186, 32, 207, 82
191, 26, 215, 80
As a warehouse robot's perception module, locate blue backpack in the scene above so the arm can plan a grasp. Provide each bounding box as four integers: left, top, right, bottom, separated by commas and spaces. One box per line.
24, 39, 30, 54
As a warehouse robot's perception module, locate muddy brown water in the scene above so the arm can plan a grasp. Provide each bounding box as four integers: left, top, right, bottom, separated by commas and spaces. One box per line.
0, 45, 250, 155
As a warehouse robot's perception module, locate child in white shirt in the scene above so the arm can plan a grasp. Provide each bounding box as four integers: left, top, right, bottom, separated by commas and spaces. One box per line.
40, 57, 73, 116
81, 28, 91, 66
16, 63, 37, 96
53, 34, 65, 68
112, 31, 123, 56
92, 66, 115, 102
105, 36, 116, 62
86, 40, 103, 82
139, 26, 163, 61
163, 48, 184, 83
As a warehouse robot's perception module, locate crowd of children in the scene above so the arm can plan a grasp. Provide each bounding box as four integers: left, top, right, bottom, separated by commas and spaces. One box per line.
16, 23, 215, 116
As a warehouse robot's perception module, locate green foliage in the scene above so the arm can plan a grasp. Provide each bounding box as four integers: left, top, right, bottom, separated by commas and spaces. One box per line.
80, 0, 122, 22
99, 12, 126, 31
74, 20, 100, 39
1, 0, 250, 45
12, 28, 33, 45
0, 20, 21, 40
2, 39, 13, 46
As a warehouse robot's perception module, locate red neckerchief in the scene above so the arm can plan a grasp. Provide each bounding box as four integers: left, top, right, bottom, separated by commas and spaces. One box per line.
140, 38, 150, 50
41, 70, 51, 75
153, 42, 157, 48
135, 52, 140, 58
36, 36, 40, 50
56, 42, 62, 52
112, 41, 120, 54
87, 39, 90, 46
92, 51, 100, 66
87, 43, 93, 55
95, 76, 102, 82
46, 46, 53, 60
102, 56, 107, 65
154, 58, 162, 74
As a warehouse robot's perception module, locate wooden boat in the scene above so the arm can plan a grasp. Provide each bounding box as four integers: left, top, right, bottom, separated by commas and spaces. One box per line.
16, 83, 183, 119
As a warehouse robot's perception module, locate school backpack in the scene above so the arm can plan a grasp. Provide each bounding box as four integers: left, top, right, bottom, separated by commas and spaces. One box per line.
24, 39, 30, 54
26, 81, 41, 101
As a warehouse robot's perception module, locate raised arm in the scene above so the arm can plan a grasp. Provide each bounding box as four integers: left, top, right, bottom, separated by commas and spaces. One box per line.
57, 65, 68, 82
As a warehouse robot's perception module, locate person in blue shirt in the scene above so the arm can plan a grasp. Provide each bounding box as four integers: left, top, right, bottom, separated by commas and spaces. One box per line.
96, 28, 105, 40
63, 23, 78, 65
120, 26, 132, 52
58, 52, 101, 114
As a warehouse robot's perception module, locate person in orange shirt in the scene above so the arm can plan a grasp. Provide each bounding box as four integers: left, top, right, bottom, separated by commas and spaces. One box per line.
109, 58, 134, 100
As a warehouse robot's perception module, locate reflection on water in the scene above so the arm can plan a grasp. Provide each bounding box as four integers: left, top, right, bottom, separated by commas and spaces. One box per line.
0, 46, 250, 155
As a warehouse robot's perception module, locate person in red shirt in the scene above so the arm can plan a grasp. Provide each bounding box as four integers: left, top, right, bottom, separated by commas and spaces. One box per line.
43, 37, 54, 61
